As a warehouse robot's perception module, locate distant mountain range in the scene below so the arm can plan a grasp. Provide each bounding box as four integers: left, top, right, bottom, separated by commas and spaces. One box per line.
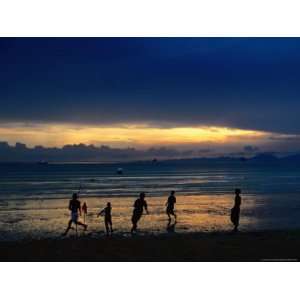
1, 141, 300, 164
163, 153, 300, 165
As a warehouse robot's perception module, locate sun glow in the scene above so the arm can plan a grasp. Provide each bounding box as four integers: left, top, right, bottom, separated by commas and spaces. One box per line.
0, 123, 270, 148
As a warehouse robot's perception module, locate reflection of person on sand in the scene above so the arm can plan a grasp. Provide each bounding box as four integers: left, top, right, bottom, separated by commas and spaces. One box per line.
63, 193, 87, 236
97, 202, 113, 236
131, 192, 149, 234
166, 219, 177, 233
230, 189, 242, 232
166, 191, 177, 221
82, 202, 88, 224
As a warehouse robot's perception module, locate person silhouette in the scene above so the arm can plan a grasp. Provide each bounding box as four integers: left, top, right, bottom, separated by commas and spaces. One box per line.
131, 192, 149, 234
166, 191, 177, 221
63, 193, 87, 236
230, 189, 242, 232
82, 202, 88, 224
97, 202, 113, 236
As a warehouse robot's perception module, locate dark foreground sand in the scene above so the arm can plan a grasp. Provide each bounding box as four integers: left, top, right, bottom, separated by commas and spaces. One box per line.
1, 230, 300, 261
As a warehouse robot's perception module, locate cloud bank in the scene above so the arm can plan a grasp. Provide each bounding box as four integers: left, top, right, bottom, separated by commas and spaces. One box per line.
1, 38, 300, 134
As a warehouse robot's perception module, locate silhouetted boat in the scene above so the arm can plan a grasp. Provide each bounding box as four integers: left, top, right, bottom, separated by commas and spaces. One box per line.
37, 161, 48, 165
116, 168, 123, 175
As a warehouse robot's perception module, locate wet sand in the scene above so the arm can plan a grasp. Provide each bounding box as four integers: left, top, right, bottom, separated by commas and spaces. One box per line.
2, 193, 298, 242
1, 230, 300, 261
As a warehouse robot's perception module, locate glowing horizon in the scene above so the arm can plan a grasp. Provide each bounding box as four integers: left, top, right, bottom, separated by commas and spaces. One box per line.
0, 122, 275, 149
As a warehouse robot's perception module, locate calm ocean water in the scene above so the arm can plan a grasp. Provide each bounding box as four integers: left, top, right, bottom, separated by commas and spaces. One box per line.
1, 161, 300, 240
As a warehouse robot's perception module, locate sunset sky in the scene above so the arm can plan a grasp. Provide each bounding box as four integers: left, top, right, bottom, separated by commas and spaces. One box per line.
1, 38, 300, 156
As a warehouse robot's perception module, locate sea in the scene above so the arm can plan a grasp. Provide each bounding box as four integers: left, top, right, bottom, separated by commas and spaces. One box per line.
1, 160, 300, 240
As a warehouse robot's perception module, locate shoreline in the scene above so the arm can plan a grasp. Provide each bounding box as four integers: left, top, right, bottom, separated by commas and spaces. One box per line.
1, 229, 300, 261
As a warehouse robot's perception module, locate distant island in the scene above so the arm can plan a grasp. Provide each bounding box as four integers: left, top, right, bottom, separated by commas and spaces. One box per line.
1, 141, 300, 164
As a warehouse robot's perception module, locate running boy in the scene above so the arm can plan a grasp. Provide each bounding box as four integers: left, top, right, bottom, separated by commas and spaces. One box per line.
98, 202, 113, 236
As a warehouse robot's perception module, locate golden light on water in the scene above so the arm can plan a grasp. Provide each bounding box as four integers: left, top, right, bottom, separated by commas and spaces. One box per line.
0, 123, 270, 148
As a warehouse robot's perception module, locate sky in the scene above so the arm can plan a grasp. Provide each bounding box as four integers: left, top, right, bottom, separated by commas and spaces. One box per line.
1, 38, 300, 157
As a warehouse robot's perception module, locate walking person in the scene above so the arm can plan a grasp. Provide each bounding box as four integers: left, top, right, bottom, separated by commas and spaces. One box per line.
97, 202, 113, 236
131, 192, 149, 234
230, 189, 242, 232
63, 193, 87, 236
166, 191, 177, 221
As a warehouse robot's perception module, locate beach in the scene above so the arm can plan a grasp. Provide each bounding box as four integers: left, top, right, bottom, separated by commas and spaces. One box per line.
2, 161, 300, 242
2, 192, 300, 241
1, 161, 300, 261
1, 230, 299, 261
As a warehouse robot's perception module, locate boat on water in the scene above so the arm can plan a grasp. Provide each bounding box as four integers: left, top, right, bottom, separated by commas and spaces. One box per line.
116, 167, 123, 175
37, 161, 49, 165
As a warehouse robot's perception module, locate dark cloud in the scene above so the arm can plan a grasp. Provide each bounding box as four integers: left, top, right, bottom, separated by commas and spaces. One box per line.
243, 145, 260, 152
1, 38, 300, 133
269, 135, 300, 141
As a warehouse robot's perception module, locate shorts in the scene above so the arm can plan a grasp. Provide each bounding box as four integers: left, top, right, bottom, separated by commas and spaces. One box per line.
71, 212, 79, 223
132, 212, 142, 224
166, 206, 175, 215
105, 217, 112, 224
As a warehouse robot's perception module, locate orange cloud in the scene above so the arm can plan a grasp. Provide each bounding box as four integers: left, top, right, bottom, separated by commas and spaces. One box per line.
0, 122, 272, 148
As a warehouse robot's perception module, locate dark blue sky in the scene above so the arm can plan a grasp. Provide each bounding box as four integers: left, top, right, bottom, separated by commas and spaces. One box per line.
1, 38, 300, 133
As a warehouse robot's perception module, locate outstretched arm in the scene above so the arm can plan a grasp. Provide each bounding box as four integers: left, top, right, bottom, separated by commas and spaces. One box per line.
97, 209, 105, 217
